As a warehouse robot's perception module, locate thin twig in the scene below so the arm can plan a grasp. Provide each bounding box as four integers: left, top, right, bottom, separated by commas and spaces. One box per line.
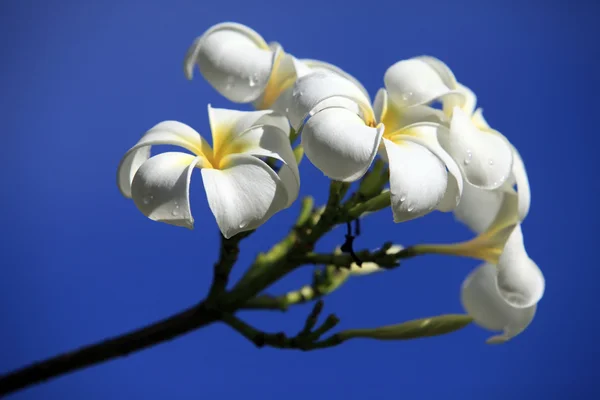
0, 302, 218, 397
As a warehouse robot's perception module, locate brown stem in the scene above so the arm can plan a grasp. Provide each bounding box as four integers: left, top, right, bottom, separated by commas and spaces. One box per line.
0, 301, 218, 397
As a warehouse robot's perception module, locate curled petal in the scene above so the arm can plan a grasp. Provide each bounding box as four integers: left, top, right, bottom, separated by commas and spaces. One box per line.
389, 123, 463, 212
302, 107, 384, 182
131, 152, 202, 229
374, 88, 446, 132
471, 108, 490, 130
415, 56, 458, 90
496, 226, 545, 308
509, 145, 531, 220
208, 106, 290, 159
383, 138, 447, 222
202, 154, 288, 238
301, 59, 370, 102
444, 82, 477, 117
184, 23, 273, 103
454, 183, 505, 233
384, 58, 464, 108
440, 107, 513, 189
285, 72, 373, 131
461, 262, 537, 344
231, 124, 300, 207
117, 121, 212, 198
253, 45, 305, 109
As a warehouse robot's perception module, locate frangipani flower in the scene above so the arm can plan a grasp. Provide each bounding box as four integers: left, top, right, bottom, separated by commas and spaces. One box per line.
117, 107, 300, 239
461, 225, 543, 344
383, 57, 514, 190
461, 261, 537, 344
184, 22, 300, 108
184, 23, 369, 114
412, 182, 544, 308
451, 82, 531, 220
293, 70, 463, 222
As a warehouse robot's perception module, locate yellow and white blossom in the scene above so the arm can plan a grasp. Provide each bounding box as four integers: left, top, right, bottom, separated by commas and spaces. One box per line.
184, 22, 356, 112
291, 71, 464, 223
117, 106, 299, 238
383, 57, 514, 190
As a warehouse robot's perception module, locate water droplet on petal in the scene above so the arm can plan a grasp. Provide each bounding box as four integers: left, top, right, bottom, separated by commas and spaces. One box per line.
285, 107, 289, 113
142, 195, 153, 205
239, 221, 248, 229
248, 73, 258, 87
399, 195, 406, 202
488, 159, 494, 166
463, 149, 472, 165
172, 209, 179, 216
407, 205, 415, 212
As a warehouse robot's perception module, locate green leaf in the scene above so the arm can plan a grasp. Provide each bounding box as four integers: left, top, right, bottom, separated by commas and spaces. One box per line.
339, 314, 473, 341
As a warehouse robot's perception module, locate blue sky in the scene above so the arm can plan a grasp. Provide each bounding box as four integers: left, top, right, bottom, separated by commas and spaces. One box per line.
1, 0, 598, 398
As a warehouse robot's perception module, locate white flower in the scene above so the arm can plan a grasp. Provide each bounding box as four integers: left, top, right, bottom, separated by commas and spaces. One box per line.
383, 56, 514, 190
291, 70, 463, 223
117, 106, 300, 239
461, 226, 544, 344
452, 83, 531, 220
184, 22, 306, 110
184, 22, 369, 114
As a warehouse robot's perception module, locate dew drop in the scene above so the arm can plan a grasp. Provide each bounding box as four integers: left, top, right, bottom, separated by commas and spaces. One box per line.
401, 91, 414, 102
488, 159, 494, 166
171, 209, 179, 216
248, 73, 258, 87
285, 107, 289, 113
239, 221, 248, 229
463, 149, 472, 166
407, 205, 415, 212
142, 195, 153, 205
399, 195, 406, 202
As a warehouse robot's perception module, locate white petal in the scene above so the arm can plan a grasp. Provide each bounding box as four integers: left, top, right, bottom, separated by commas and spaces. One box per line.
184, 23, 273, 103
471, 108, 490, 130
440, 107, 513, 189
285, 72, 373, 131
496, 226, 545, 308
389, 123, 463, 212
131, 152, 201, 229
509, 145, 531, 220
454, 183, 505, 233
461, 262, 537, 344
231, 124, 300, 207
383, 138, 447, 222
202, 154, 288, 238
384, 58, 463, 108
253, 45, 304, 109
374, 88, 447, 132
301, 107, 384, 182
208, 106, 290, 153
117, 121, 212, 198
301, 59, 371, 103
444, 82, 477, 117
415, 56, 458, 90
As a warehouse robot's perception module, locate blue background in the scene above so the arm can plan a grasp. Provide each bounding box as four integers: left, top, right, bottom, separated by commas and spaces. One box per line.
1, 0, 598, 398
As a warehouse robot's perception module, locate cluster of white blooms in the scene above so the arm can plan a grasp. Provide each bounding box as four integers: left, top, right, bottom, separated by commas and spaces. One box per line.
117, 22, 544, 344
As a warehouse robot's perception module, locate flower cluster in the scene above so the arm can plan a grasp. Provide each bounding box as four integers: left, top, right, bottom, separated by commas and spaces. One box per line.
117, 22, 544, 344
